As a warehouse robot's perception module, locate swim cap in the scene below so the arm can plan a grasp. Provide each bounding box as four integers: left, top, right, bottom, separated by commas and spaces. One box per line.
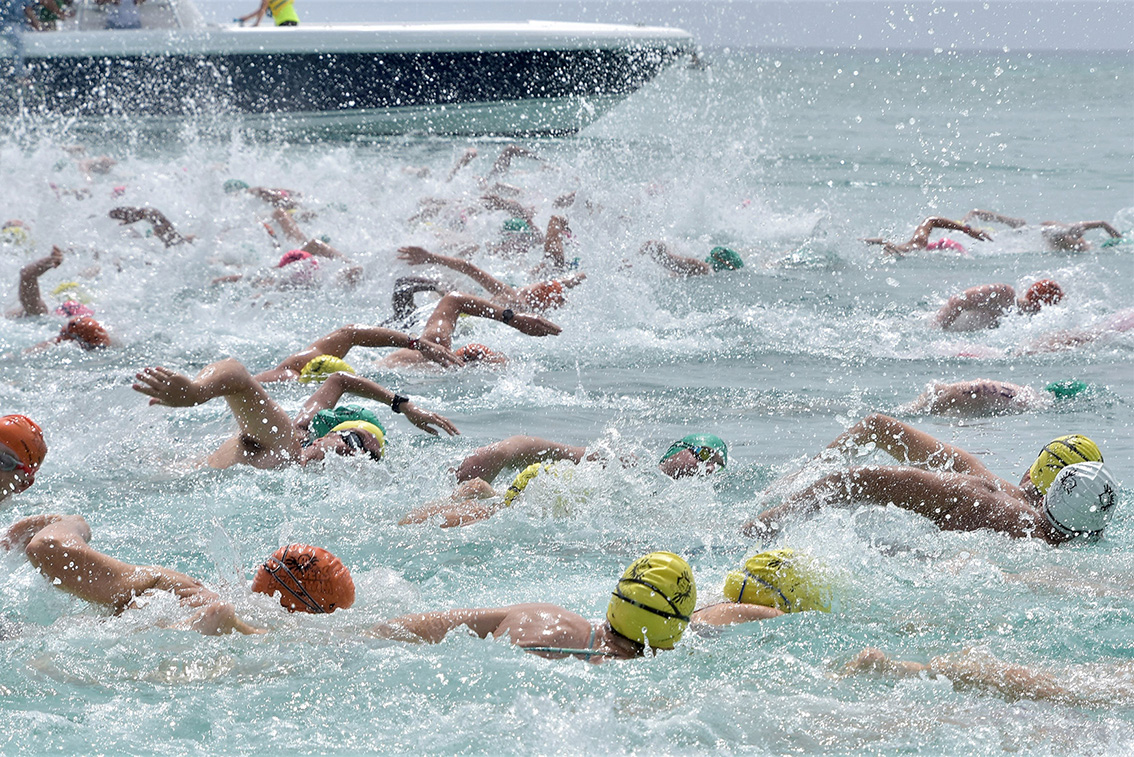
607, 552, 696, 649
1021, 279, 1064, 313
705, 246, 744, 271
1042, 462, 1120, 539
502, 217, 534, 234
0, 415, 47, 473
523, 280, 566, 311
1028, 435, 1103, 495
328, 420, 385, 454
59, 316, 110, 350
660, 433, 728, 467
298, 355, 356, 384
308, 404, 386, 440
1, 221, 29, 246
723, 549, 831, 613
1100, 236, 1130, 248
278, 249, 315, 268
223, 179, 249, 194
503, 462, 545, 507
50, 282, 93, 304
251, 544, 355, 613
54, 301, 95, 318
926, 237, 967, 254
455, 343, 507, 364
1044, 380, 1091, 400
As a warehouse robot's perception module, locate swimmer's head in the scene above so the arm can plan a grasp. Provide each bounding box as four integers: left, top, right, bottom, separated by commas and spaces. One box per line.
50, 281, 93, 304
1020, 279, 1064, 314
309, 404, 386, 444
277, 250, 319, 286
1, 220, 29, 246
58, 316, 110, 350
606, 551, 696, 650
502, 217, 534, 235
1042, 462, 1119, 540
522, 280, 566, 311
328, 420, 385, 460
723, 549, 831, 613
223, 179, 250, 194
658, 433, 728, 478
705, 246, 744, 271
1044, 380, 1091, 400
455, 343, 508, 365
251, 544, 355, 613
1026, 434, 1103, 495
0, 415, 47, 489
54, 300, 95, 318
926, 238, 967, 254
298, 355, 356, 384
278, 249, 315, 268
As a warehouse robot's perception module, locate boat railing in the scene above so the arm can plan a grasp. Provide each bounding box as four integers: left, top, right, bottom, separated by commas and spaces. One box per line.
60, 0, 205, 32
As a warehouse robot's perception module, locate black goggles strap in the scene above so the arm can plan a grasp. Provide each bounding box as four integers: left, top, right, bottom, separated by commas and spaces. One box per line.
737, 572, 790, 610
612, 578, 690, 622
263, 551, 326, 613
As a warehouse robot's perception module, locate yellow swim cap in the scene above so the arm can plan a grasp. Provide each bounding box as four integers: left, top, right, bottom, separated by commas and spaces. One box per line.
1, 224, 29, 246
1028, 435, 1103, 495
328, 420, 385, 451
503, 462, 544, 507
606, 552, 696, 649
298, 355, 356, 384
723, 549, 831, 613
50, 281, 93, 304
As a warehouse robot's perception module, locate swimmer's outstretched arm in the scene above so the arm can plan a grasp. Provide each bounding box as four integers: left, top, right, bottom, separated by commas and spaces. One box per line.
398, 246, 516, 300
924, 217, 992, 242
109, 207, 191, 247
824, 414, 992, 477
134, 358, 297, 452
446, 147, 478, 181
935, 283, 1016, 330
295, 371, 459, 437
690, 603, 783, 626
419, 292, 563, 347
540, 215, 571, 271
906, 380, 1031, 416
15, 246, 64, 317
454, 435, 588, 484
372, 606, 513, 643
639, 240, 712, 276
488, 144, 541, 177
961, 210, 1027, 229
1064, 220, 1122, 238
843, 647, 1098, 706
255, 325, 462, 382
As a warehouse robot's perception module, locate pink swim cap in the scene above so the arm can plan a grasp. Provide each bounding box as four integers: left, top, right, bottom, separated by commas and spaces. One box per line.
55, 301, 95, 318
278, 249, 316, 268
926, 238, 967, 254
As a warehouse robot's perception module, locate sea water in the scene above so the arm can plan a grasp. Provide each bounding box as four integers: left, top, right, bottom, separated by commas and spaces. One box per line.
0, 48, 1132, 754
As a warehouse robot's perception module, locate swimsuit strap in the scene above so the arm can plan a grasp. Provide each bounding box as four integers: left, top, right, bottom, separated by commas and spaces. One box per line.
521, 623, 606, 660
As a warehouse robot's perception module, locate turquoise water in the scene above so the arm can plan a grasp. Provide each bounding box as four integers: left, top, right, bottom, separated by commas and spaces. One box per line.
1, 48, 1133, 754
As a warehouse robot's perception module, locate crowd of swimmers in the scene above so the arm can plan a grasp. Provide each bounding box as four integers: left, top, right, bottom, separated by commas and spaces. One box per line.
0, 143, 1128, 704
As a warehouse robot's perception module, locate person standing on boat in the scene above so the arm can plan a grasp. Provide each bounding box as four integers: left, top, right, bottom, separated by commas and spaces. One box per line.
239, 0, 298, 27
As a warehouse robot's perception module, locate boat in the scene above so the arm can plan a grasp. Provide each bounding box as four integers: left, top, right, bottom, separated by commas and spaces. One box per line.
0, 0, 695, 136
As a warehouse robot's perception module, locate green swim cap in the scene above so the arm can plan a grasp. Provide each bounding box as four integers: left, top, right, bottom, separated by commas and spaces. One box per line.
660, 433, 728, 467
502, 217, 534, 234
223, 179, 250, 194
1100, 236, 1130, 248
309, 404, 386, 440
1044, 380, 1091, 400
705, 246, 744, 271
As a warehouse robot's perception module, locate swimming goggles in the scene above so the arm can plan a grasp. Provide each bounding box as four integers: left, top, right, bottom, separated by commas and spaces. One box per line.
338, 429, 381, 461
260, 549, 327, 614
670, 442, 717, 463
0, 450, 32, 476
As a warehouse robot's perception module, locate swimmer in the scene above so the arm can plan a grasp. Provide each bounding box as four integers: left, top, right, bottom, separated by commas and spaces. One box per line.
1020, 307, 1134, 354
397, 244, 585, 313
900, 378, 1100, 416
223, 179, 304, 213
638, 240, 745, 276
401, 432, 728, 527
692, 548, 832, 626
378, 291, 561, 370
936, 279, 1063, 332
132, 356, 458, 469
743, 415, 1120, 546
5, 245, 64, 318
2, 514, 355, 636
252, 324, 463, 383
961, 209, 1124, 252
373, 551, 767, 661
109, 206, 194, 248
238, 0, 298, 26
0, 415, 47, 503
24, 315, 112, 353
862, 216, 992, 256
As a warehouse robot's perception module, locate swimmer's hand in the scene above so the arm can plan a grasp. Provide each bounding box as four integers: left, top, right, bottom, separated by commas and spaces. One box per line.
843, 648, 928, 678
133, 366, 205, 407
508, 312, 561, 337
1, 514, 72, 552
401, 403, 460, 437
177, 601, 267, 636
416, 338, 465, 369
961, 225, 992, 242
397, 246, 440, 267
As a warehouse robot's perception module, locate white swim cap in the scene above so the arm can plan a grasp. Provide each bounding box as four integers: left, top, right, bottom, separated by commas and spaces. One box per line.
1042, 462, 1120, 539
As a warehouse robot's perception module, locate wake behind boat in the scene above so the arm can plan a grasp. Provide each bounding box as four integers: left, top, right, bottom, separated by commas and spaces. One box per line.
0, 0, 695, 135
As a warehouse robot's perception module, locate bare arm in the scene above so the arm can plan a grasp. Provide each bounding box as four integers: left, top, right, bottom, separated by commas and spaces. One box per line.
691, 602, 784, 626
936, 283, 1016, 330
398, 246, 515, 299
961, 210, 1027, 229
825, 413, 992, 476
925, 217, 992, 242
1065, 220, 1122, 238
296, 372, 459, 437
640, 240, 712, 276
109, 207, 190, 247
454, 435, 587, 484
374, 606, 513, 643
16, 246, 64, 316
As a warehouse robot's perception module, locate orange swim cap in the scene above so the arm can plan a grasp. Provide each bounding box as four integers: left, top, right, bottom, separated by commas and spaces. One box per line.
0, 415, 47, 473
1022, 279, 1064, 313
455, 343, 508, 365
252, 544, 355, 613
522, 280, 566, 311
59, 316, 111, 350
